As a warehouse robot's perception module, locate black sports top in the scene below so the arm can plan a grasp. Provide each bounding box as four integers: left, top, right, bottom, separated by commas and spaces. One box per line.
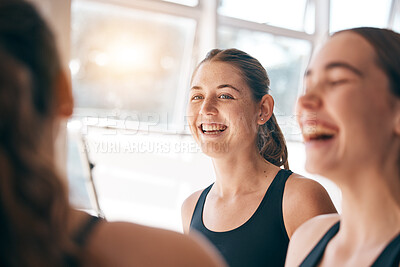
300, 221, 400, 267
74, 215, 102, 247
66, 215, 103, 266
190, 169, 293, 267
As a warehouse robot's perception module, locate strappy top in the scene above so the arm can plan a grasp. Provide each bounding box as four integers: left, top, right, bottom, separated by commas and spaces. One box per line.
66, 215, 103, 266
74, 215, 102, 246
190, 169, 293, 267
300, 221, 400, 267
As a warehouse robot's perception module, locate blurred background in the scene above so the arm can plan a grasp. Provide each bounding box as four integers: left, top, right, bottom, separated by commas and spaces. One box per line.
31, 0, 400, 232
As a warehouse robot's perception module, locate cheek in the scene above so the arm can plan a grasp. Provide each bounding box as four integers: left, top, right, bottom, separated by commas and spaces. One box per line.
329, 89, 389, 141
232, 109, 259, 136
186, 115, 198, 137
186, 104, 197, 123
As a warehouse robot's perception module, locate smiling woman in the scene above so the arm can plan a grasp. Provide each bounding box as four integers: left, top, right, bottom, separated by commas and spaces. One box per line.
181, 48, 337, 267
285, 27, 400, 267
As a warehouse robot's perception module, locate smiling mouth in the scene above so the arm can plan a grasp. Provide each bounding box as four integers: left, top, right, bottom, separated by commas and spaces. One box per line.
200, 123, 228, 135
302, 124, 338, 142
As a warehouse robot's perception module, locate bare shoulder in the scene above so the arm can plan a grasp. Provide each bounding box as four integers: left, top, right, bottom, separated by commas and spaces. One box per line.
85, 220, 225, 267
181, 189, 204, 233
283, 173, 337, 238
285, 214, 340, 267
285, 173, 330, 196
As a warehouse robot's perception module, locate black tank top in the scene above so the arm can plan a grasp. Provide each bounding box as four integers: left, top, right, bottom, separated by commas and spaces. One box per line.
300, 221, 400, 267
190, 169, 293, 267
74, 215, 102, 247
65, 215, 103, 266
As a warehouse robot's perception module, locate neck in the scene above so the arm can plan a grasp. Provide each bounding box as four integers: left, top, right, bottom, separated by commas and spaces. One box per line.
211, 148, 279, 196
334, 165, 400, 246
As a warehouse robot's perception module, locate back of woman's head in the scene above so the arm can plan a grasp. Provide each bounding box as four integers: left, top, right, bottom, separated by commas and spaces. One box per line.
0, 1, 74, 266
0, 0, 61, 115
195, 48, 289, 169
336, 27, 400, 98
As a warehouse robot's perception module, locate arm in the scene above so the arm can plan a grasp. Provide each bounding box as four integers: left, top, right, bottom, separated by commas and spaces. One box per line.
84, 221, 226, 267
181, 190, 202, 234
283, 174, 337, 238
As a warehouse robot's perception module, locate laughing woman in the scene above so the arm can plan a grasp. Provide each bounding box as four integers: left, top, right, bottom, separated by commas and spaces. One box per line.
285, 28, 400, 266
181, 48, 337, 267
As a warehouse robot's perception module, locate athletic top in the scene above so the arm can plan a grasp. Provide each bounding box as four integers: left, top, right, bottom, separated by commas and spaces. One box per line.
66, 215, 103, 266
190, 169, 293, 267
74, 215, 102, 246
300, 221, 400, 267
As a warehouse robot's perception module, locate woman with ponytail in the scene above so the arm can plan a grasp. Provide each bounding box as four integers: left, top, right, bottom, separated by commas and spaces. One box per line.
182, 48, 336, 267
0, 1, 226, 266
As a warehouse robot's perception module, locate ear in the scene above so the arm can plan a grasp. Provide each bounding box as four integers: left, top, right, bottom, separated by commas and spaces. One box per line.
257, 94, 274, 125
56, 70, 73, 117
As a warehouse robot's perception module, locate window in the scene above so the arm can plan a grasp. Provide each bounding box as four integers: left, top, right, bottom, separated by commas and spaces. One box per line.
161, 0, 198, 6
218, 27, 311, 138
71, 1, 196, 127
330, 0, 392, 32
218, 0, 315, 33
394, 14, 400, 32
391, 1, 400, 32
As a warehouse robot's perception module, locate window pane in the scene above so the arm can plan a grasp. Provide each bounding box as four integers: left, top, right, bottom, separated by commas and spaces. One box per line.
218, 0, 313, 33
160, 0, 198, 6
393, 8, 400, 33
71, 1, 196, 126
330, 0, 392, 32
218, 27, 311, 139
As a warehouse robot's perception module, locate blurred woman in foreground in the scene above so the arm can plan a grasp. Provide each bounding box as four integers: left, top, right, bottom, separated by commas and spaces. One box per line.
0, 1, 225, 266
286, 27, 400, 266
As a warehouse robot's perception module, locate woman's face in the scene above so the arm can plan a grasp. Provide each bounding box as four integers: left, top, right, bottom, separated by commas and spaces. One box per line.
187, 61, 260, 158
297, 31, 399, 177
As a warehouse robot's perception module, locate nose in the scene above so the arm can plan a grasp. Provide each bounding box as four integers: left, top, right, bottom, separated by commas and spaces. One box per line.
199, 97, 218, 116
297, 90, 322, 111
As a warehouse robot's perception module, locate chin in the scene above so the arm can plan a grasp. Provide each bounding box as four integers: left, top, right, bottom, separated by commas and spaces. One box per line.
200, 141, 230, 157
304, 162, 318, 175
305, 158, 343, 182
304, 156, 328, 176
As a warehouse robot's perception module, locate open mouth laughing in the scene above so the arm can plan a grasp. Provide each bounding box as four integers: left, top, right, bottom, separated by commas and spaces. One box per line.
199, 123, 228, 135
301, 123, 338, 143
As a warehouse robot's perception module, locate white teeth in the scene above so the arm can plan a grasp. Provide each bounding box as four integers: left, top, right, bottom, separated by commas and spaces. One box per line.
201, 124, 227, 132
303, 124, 336, 136
302, 124, 337, 140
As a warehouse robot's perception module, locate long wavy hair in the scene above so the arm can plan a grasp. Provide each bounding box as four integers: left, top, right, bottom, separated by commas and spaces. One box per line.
0, 1, 77, 266
193, 48, 289, 169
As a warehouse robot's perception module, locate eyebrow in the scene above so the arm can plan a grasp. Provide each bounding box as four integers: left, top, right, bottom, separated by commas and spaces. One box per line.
217, 84, 240, 92
305, 61, 363, 77
190, 84, 241, 92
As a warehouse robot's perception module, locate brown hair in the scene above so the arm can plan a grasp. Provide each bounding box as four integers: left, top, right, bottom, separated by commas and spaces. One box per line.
0, 0, 77, 266
193, 48, 289, 169
335, 27, 400, 98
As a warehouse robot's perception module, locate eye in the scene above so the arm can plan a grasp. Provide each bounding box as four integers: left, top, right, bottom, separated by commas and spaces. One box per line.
191, 95, 203, 101
329, 79, 349, 87
219, 94, 234, 100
